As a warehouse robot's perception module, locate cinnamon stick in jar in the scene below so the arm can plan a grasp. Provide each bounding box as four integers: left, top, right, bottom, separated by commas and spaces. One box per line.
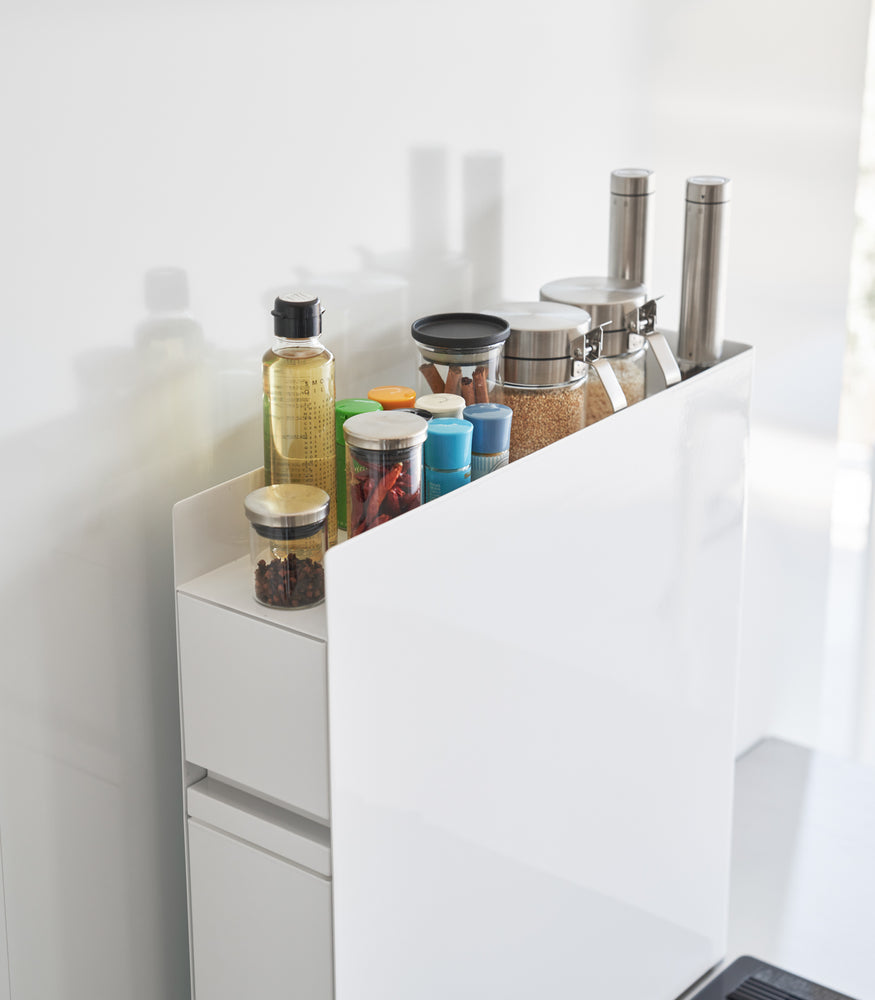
419, 362, 445, 394
460, 377, 475, 406
411, 313, 511, 410
444, 365, 462, 395
472, 365, 489, 403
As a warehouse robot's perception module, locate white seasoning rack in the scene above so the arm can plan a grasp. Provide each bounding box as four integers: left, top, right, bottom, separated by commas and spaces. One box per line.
173, 340, 753, 1000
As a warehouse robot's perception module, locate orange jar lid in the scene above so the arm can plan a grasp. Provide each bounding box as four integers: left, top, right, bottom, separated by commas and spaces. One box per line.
367, 385, 416, 410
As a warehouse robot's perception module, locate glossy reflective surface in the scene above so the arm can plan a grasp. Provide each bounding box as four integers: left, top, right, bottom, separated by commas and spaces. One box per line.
325, 348, 752, 999
679, 739, 875, 1000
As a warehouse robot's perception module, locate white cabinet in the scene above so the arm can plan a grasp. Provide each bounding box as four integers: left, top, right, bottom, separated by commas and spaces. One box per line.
187, 815, 332, 1000
178, 593, 330, 821
173, 340, 753, 1000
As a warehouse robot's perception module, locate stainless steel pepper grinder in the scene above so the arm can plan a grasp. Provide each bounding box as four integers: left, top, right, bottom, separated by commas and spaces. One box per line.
677, 175, 732, 375
608, 168, 656, 290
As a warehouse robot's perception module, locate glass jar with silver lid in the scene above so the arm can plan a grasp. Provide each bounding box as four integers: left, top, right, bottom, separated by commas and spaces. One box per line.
244, 484, 330, 610
482, 302, 627, 462
539, 276, 681, 425
342, 410, 429, 537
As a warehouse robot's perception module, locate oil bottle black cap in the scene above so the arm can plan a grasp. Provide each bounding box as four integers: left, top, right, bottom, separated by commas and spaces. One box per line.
272, 292, 323, 339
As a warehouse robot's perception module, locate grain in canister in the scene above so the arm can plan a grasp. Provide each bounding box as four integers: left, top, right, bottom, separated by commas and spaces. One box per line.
502, 382, 587, 463
539, 276, 650, 426
481, 301, 592, 461
586, 354, 645, 424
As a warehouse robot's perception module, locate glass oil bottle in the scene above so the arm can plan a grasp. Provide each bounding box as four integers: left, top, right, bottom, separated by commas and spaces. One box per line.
263, 293, 337, 545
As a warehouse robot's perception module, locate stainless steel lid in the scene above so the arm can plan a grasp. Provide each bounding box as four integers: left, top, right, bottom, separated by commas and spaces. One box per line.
610, 168, 655, 197
482, 302, 591, 387
342, 409, 429, 451
686, 175, 731, 204
539, 276, 646, 330
244, 484, 330, 529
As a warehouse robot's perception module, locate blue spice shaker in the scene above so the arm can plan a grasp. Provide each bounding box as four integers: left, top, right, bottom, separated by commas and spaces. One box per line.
463, 403, 513, 479
423, 418, 473, 502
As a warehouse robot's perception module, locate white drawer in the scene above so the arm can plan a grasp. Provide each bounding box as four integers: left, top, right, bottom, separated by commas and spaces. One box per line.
187, 775, 331, 877
177, 594, 330, 820
188, 819, 333, 1000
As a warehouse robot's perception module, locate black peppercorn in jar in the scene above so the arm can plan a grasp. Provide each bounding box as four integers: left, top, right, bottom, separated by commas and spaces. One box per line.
243, 484, 330, 610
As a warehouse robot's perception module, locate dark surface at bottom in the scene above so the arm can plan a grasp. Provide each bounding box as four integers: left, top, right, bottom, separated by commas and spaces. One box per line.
689, 957, 858, 1000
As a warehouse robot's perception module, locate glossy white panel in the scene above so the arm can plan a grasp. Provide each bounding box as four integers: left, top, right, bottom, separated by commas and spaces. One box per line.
727, 739, 875, 1000
177, 595, 330, 820
325, 349, 752, 1000
173, 470, 264, 589
187, 821, 333, 1000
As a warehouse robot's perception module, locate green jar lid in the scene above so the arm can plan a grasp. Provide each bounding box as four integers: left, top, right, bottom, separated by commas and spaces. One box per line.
335, 398, 382, 441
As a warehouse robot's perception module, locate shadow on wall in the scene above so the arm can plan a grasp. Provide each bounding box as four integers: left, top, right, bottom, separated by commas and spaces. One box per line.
0, 267, 260, 999
264, 146, 505, 399
0, 150, 505, 998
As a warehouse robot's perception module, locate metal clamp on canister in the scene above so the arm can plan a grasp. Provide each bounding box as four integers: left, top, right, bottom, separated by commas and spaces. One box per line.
541, 277, 662, 425
585, 323, 629, 415
625, 298, 682, 388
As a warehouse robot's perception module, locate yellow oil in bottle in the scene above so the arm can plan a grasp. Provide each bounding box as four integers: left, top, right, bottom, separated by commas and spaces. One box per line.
263, 340, 337, 546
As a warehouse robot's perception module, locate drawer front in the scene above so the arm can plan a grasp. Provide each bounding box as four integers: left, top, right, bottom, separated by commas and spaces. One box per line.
178, 594, 329, 820
188, 819, 333, 1000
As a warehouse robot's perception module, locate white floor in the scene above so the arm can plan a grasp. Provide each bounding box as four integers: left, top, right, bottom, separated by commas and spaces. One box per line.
823, 441, 875, 765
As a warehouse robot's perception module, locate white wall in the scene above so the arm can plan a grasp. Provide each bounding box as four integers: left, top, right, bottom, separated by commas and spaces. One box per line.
0, 1, 869, 997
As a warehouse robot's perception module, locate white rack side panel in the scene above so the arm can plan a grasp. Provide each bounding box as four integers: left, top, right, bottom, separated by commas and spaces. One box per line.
325, 344, 752, 1000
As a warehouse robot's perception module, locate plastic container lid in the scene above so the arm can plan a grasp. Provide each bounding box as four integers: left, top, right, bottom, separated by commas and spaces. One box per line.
395, 407, 434, 421
424, 418, 473, 470
244, 484, 330, 529
415, 393, 466, 417
411, 312, 511, 351
367, 385, 417, 410
463, 403, 513, 454
335, 398, 382, 441
272, 293, 324, 340
343, 410, 429, 451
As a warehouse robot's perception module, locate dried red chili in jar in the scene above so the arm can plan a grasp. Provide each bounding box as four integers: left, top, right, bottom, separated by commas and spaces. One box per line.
342, 410, 428, 537
244, 484, 330, 609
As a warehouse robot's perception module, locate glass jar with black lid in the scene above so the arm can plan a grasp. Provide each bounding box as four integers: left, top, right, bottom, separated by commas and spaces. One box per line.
411, 312, 511, 406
